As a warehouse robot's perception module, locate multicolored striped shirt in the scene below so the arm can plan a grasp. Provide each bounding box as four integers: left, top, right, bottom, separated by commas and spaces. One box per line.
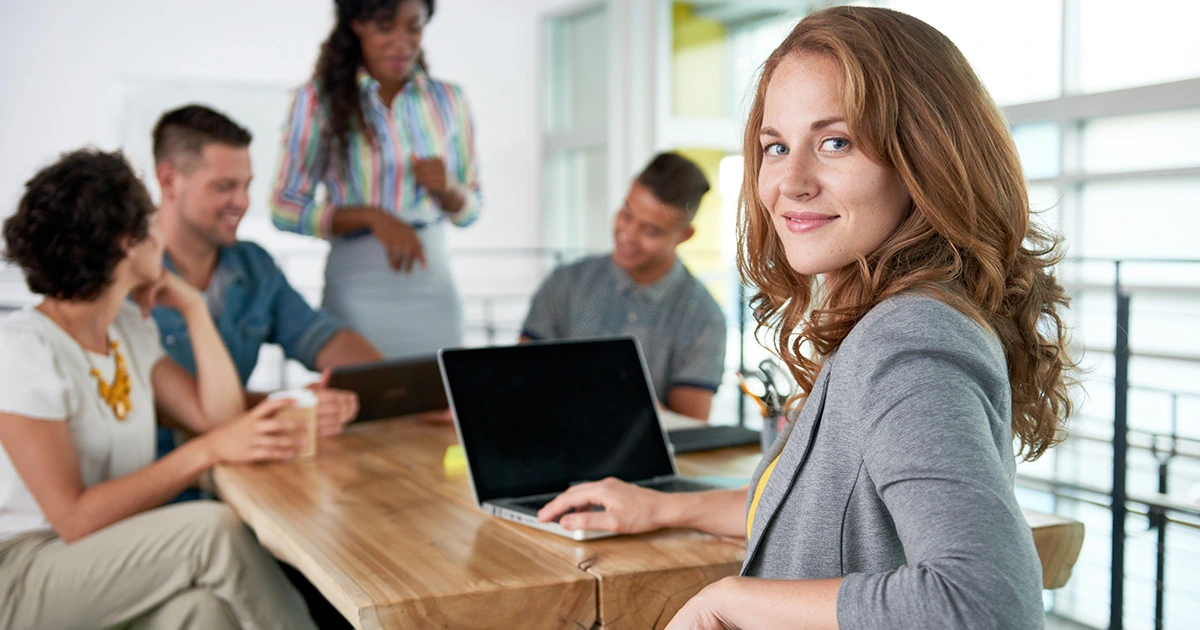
271, 68, 482, 238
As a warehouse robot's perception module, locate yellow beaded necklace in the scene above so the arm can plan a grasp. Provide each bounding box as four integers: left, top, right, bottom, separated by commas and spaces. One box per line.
45, 302, 133, 421
84, 340, 132, 421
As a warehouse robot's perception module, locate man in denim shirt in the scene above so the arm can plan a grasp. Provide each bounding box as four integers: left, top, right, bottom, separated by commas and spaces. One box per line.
150, 105, 384, 467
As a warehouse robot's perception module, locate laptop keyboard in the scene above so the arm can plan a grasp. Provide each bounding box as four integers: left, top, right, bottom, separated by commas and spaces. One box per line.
507, 496, 553, 512
503, 478, 711, 514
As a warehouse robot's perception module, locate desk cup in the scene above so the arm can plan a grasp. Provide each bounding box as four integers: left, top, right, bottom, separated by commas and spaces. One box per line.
268, 389, 318, 461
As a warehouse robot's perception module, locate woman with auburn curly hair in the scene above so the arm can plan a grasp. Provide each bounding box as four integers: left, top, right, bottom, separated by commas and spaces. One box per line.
270, 0, 482, 358
539, 6, 1074, 628
0, 149, 316, 629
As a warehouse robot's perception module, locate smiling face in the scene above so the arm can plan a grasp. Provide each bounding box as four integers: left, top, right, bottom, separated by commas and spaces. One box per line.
757, 53, 912, 278
611, 181, 695, 284
353, 0, 428, 85
161, 143, 252, 249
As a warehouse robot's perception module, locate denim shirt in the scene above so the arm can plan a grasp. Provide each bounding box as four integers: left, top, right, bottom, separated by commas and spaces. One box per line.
152, 241, 346, 465
153, 241, 345, 384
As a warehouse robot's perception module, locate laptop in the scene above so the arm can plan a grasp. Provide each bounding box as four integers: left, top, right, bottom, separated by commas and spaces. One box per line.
438, 337, 721, 541
327, 356, 448, 422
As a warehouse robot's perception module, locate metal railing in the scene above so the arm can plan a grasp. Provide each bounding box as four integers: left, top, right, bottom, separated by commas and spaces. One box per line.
1077, 258, 1200, 630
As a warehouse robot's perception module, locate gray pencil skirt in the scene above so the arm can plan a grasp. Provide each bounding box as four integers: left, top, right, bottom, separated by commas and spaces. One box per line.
322, 221, 464, 358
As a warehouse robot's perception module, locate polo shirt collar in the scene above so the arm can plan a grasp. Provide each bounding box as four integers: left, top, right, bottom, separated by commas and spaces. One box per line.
610, 257, 685, 303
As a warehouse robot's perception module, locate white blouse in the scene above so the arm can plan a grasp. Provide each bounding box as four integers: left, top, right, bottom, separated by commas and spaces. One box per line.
0, 302, 164, 541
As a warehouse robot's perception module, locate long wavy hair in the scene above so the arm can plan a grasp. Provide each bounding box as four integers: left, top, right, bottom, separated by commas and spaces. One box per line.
313, 0, 434, 167
737, 6, 1075, 461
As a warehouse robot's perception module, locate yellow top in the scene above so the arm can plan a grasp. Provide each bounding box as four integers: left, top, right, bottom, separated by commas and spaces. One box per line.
746, 453, 782, 540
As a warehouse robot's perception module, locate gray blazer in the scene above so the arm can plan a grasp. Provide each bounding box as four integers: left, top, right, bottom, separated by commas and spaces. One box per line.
743, 294, 1043, 629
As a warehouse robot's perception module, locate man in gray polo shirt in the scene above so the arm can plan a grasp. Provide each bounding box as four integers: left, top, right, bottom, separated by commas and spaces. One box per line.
521, 152, 726, 420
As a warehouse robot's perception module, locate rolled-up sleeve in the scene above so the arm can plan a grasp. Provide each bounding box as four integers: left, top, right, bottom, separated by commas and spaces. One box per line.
835, 305, 1043, 629
446, 85, 482, 227
264, 258, 347, 370
271, 83, 336, 239
286, 310, 346, 371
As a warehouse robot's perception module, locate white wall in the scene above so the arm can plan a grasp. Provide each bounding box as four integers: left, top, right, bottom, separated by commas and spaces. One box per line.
0, 0, 327, 213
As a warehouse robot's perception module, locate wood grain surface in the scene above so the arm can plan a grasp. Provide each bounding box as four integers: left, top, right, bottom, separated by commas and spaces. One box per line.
213, 416, 595, 629
214, 415, 1083, 629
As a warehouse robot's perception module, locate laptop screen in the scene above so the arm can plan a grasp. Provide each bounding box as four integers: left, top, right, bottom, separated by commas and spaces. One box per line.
440, 337, 676, 503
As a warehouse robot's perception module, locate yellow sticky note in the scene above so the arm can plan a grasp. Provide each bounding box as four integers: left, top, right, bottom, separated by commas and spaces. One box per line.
443, 444, 467, 477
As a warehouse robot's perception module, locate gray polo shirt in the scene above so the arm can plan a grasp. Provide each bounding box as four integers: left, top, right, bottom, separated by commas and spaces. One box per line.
521, 254, 727, 402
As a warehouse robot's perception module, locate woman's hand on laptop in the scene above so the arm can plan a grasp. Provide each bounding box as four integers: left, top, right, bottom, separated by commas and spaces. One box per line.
537, 477, 669, 534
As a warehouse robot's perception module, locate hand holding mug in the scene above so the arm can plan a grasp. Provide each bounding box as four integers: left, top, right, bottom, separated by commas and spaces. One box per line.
204, 397, 307, 464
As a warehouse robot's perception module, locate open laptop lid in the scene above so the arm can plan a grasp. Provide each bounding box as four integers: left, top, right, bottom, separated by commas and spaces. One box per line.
327, 355, 447, 422
439, 337, 677, 504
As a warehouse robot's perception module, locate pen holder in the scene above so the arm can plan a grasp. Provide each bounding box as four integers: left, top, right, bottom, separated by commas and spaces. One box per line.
760, 414, 787, 452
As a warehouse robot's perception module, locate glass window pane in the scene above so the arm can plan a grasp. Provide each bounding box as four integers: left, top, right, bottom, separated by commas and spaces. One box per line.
673, 0, 1066, 117
1080, 0, 1200, 94
882, 0, 1062, 106
545, 6, 607, 131
675, 149, 735, 314
1012, 122, 1060, 179
542, 147, 609, 251
671, 2, 804, 119
1083, 109, 1200, 174
1026, 182, 1061, 235
727, 15, 801, 118
672, 3, 729, 118
1079, 177, 1200, 260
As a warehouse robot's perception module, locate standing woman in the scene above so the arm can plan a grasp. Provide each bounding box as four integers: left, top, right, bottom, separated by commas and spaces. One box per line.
271, 0, 481, 357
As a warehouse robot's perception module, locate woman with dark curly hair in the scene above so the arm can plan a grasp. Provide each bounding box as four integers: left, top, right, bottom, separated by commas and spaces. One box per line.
270, 0, 481, 358
0, 149, 317, 629
538, 7, 1075, 628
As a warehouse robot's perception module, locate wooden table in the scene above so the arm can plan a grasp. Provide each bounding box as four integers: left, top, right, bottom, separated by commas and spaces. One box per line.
213, 418, 596, 629
214, 416, 1082, 629
215, 417, 751, 629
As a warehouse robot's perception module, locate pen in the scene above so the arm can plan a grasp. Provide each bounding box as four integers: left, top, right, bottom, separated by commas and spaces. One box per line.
736, 372, 770, 417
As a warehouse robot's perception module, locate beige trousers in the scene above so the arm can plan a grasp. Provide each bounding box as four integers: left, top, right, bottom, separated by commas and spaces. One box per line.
0, 501, 317, 630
